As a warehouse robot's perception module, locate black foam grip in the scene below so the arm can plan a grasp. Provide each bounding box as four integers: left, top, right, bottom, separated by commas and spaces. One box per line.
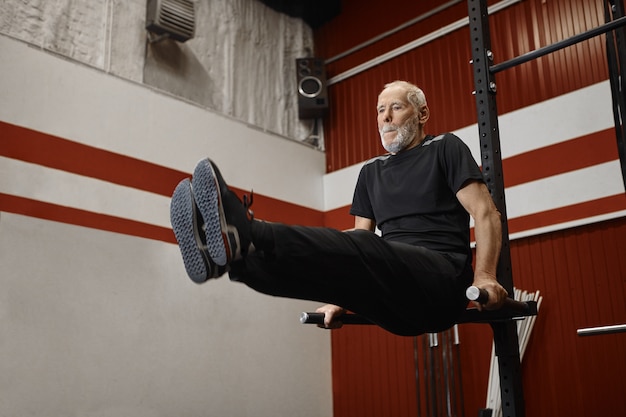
300, 312, 372, 325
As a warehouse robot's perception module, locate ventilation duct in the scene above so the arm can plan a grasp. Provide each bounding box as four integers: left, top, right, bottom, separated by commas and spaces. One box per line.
146, 0, 195, 42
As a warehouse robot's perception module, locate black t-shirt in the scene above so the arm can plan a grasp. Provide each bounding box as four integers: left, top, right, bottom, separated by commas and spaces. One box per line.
350, 133, 484, 256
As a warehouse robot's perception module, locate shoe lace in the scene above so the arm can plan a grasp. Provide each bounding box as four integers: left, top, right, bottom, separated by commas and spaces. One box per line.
243, 191, 254, 221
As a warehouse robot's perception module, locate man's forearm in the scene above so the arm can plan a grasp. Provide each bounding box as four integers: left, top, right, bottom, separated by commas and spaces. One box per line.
472, 212, 502, 281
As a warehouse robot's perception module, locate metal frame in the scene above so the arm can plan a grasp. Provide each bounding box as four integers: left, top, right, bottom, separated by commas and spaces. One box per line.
467, 2, 523, 416
467, 0, 626, 416
605, 0, 626, 189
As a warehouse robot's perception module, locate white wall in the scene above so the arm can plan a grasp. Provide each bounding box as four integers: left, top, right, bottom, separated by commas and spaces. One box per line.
0, 35, 332, 417
0, 0, 318, 143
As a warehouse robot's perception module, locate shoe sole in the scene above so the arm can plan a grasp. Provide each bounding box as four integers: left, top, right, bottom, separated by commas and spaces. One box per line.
192, 159, 230, 266
170, 179, 210, 283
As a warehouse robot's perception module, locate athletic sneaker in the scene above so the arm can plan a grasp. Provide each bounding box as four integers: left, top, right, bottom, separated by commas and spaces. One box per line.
191, 158, 253, 267
170, 178, 226, 283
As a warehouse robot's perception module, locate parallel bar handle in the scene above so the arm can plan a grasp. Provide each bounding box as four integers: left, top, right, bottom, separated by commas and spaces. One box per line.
577, 324, 626, 336
300, 286, 538, 326
465, 286, 531, 314
299, 312, 372, 325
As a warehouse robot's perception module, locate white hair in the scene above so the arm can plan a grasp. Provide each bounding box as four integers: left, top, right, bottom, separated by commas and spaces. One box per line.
383, 80, 427, 110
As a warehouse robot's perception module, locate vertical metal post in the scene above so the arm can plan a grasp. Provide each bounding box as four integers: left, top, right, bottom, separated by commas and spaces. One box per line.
605, 0, 626, 190
467, 1, 525, 416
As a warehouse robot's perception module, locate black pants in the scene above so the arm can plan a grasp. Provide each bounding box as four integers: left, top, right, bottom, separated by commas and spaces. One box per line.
229, 222, 473, 336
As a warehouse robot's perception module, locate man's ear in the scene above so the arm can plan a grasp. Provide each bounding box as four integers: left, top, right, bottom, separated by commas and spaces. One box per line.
419, 105, 430, 124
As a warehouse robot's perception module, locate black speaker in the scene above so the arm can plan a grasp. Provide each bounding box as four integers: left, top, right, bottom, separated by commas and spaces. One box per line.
296, 58, 329, 119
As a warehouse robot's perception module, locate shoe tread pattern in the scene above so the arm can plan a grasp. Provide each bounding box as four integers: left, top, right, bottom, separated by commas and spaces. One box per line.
192, 159, 229, 266
170, 179, 208, 282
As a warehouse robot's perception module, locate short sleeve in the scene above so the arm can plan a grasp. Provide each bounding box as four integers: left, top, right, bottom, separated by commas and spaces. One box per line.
349, 164, 375, 220
440, 133, 484, 193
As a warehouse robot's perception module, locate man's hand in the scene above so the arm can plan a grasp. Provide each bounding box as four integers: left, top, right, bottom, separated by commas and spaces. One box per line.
315, 304, 346, 329
471, 271, 508, 311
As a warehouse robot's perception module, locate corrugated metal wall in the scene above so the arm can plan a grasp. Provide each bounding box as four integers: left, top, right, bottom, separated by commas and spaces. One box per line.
316, 0, 607, 173
508, 217, 626, 416
314, 0, 626, 416
329, 217, 626, 417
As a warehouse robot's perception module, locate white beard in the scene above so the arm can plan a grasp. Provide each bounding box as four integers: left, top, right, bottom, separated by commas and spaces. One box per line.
379, 116, 420, 154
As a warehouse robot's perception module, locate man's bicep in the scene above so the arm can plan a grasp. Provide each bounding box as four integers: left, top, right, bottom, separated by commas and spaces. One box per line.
456, 180, 498, 219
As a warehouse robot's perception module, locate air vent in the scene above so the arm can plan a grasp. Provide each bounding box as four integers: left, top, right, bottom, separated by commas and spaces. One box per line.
146, 0, 195, 42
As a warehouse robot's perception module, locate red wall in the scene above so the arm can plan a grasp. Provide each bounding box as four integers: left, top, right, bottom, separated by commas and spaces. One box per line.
315, 0, 607, 172
315, 0, 626, 416
326, 216, 626, 417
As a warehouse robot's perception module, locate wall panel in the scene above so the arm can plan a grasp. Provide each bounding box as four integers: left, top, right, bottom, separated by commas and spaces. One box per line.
315, 0, 469, 69
508, 217, 626, 417
328, 217, 626, 417
0, 37, 332, 417
320, 0, 609, 173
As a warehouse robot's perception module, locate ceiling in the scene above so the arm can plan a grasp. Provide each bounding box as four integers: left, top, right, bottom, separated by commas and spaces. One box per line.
258, 0, 341, 29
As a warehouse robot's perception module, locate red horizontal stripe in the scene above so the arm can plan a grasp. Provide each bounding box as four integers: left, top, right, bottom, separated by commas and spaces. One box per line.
0, 193, 176, 243
3, 121, 617, 203
2, 191, 623, 245
502, 128, 618, 187
0, 121, 326, 234
0, 191, 325, 243
323, 205, 354, 230
323, 196, 626, 242
507, 193, 626, 234
0, 121, 189, 197
468, 193, 626, 241
3, 121, 621, 240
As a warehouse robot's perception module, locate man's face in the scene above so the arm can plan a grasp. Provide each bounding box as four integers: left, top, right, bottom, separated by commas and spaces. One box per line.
376, 86, 420, 154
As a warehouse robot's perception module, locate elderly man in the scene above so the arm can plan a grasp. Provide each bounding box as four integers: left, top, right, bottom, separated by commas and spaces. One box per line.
170, 80, 507, 336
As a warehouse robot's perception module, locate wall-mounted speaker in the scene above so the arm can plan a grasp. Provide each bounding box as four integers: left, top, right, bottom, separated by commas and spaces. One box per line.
296, 58, 329, 119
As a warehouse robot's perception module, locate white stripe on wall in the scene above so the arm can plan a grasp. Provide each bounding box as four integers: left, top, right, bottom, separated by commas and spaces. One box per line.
508, 210, 626, 241
0, 156, 171, 228
454, 81, 614, 163
505, 160, 624, 220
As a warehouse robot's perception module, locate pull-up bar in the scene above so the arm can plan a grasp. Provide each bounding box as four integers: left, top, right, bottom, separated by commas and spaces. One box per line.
490, 15, 626, 73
